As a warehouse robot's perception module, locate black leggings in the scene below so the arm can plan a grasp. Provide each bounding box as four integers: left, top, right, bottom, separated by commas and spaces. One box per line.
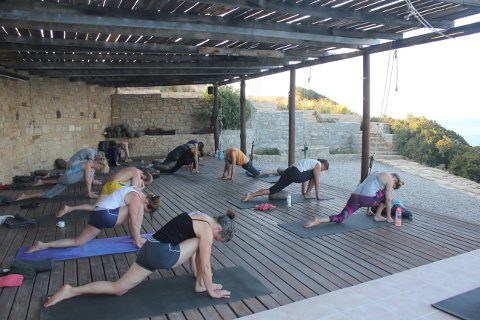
269, 167, 313, 194
162, 145, 189, 165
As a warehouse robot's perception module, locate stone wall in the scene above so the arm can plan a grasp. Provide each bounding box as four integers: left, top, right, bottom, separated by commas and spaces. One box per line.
111, 94, 207, 134
106, 134, 214, 158
0, 76, 113, 184
219, 111, 361, 162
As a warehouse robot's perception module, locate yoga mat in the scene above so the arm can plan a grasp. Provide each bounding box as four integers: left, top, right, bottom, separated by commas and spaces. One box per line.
228, 194, 334, 209
40, 266, 272, 320
278, 213, 397, 238
432, 287, 480, 320
3, 194, 91, 206
33, 210, 92, 227
257, 175, 280, 183
15, 233, 154, 261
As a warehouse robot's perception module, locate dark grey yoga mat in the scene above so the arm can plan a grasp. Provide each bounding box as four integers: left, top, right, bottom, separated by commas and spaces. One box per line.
40, 266, 272, 320
432, 287, 480, 320
257, 175, 280, 183
2, 194, 91, 206
34, 210, 92, 226
278, 213, 396, 238
228, 194, 334, 209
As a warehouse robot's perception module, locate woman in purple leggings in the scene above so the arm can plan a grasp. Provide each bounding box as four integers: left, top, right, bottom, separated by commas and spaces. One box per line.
304, 172, 403, 228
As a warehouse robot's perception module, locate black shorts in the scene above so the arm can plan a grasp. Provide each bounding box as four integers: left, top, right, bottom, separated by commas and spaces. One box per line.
269, 167, 313, 194
136, 237, 180, 272
241, 161, 260, 177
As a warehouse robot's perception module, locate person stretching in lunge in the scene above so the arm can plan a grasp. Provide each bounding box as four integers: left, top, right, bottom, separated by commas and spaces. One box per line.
242, 158, 329, 201
26, 186, 161, 252
43, 209, 237, 307
16, 159, 109, 201
304, 171, 403, 228
55, 166, 153, 217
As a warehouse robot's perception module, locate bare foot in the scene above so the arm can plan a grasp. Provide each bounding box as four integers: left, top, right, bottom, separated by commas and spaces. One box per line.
373, 215, 387, 222
44, 285, 74, 307
56, 205, 71, 218
195, 283, 223, 293
304, 217, 327, 228
241, 193, 253, 202
25, 241, 48, 253
16, 193, 28, 201
387, 217, 394, 223
304, 194, 315, 199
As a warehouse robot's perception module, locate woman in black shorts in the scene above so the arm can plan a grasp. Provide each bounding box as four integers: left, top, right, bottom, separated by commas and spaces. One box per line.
156, 142, 204, 173
242, 159, 329, 202
43, 209, 237, 307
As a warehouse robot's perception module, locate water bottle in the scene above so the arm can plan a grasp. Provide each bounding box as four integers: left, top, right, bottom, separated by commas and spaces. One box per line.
286, 194, 292, 207
395, 207, 402, 226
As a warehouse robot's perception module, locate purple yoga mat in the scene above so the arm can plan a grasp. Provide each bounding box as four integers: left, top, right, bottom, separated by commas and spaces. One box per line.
15, 233, 154, 261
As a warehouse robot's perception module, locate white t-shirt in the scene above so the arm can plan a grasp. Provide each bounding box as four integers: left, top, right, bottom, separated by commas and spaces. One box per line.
293, 159, 320, 172
95, 186, 139, 210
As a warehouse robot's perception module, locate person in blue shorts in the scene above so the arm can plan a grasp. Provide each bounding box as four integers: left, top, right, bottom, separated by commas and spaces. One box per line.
25, 187, 161, 253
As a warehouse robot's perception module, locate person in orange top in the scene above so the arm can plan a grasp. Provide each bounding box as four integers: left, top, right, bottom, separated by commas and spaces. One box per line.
221, 148, 276, 182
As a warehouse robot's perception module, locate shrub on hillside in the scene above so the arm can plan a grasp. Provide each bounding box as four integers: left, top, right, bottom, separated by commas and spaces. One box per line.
448, 151, 480, 183
199, 86, 254, 130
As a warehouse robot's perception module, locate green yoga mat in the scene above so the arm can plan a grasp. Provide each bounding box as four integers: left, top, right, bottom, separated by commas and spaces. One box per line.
40, 266, 272, 320
432, 287, 480, 320
278, 213, 399, 238
228, 194, 334, 209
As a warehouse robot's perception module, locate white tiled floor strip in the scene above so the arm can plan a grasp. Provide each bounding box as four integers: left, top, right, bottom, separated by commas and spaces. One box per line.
240, 249, 480, 320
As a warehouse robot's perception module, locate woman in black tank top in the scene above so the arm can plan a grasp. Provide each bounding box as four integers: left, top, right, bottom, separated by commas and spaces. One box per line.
43, 209, 237, 308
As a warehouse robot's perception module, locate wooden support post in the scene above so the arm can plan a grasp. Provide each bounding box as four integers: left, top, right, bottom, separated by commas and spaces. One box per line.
212, 86, 220, 152
288, 67, 296, 166
240, 79, 247, 154
361, 52, 371, 182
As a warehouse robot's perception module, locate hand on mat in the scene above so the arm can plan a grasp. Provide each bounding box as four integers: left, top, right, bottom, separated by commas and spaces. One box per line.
210, 289, 231, 299
92, 179, 102, 185
86, 192, 99, 199
133, 237, 147, 248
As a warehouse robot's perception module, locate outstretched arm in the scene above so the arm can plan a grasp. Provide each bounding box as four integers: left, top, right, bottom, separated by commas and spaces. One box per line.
83, 163, 97, 199
191, 147, 199, 173
304, 164, 322, 199
125, 193, 145, 248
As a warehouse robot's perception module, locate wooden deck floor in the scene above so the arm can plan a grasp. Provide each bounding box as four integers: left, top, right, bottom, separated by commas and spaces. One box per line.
1, 157, 479, 320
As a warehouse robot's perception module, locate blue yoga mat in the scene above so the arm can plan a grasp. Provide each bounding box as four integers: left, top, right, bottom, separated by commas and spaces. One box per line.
15, 233, 154, 261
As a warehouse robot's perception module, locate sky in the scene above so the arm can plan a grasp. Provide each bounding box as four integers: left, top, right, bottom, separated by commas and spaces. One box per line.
235, 14, 480, 145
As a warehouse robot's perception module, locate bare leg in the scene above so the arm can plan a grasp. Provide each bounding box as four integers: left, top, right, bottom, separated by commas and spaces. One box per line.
44, 263, 152, 307
241, 188, 270, 202
258, 170, 278, 176
26, 225, 101, 253
304, 216, 329, 228
56, 203, 96, 217
193, 250, 222, 292
16, 192, 43, 201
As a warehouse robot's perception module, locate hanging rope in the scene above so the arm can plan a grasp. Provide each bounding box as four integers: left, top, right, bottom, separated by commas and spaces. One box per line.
404, 0, 454, 40
301, 67, 312, 159
369, 48, 399, 174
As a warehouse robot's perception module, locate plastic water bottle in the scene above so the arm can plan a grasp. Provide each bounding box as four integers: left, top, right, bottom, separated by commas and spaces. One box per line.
286, 194, 292, 207
395, 207, 402, 226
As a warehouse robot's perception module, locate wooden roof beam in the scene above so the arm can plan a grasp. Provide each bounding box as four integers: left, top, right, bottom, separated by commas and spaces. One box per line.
192, 0, 454, 29
0, 8, 379, 48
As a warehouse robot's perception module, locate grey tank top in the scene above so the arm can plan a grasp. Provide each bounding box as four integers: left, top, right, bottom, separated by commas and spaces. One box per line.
353, 172, 386, 197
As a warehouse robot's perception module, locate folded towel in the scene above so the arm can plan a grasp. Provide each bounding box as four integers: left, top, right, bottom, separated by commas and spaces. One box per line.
0, 274, 24, 287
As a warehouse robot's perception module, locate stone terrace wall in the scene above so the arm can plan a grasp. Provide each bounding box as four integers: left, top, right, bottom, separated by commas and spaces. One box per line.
219, 111, 361, 162
111, 94, 207, 134
106, 134, 214, 158
0, 76, 113, 184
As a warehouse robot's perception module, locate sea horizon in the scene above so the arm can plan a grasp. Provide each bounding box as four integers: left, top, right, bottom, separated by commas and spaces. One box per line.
434, 118, 480, 147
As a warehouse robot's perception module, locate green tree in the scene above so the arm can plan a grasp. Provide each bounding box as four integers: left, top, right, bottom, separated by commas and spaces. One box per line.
449, 150, 480, 183
200, 86, 254, 130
